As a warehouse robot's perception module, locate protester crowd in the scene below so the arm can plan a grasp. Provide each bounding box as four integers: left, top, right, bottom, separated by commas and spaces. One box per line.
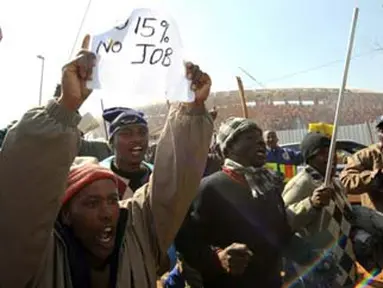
3, 37, 383, 288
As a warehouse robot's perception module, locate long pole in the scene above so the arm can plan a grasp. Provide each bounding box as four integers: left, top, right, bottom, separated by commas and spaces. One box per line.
324, 7, 359, 186
238, 67, 266, 88
320, 7, 359, 230
37, 55, 45, 106
236, 76, 249, 118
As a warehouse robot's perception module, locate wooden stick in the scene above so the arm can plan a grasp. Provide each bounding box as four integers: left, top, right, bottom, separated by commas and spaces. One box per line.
236, 76, 248, 118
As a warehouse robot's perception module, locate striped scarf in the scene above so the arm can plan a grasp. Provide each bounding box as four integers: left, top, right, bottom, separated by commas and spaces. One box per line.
285, 166, 356, 287
223, 158, 283, 198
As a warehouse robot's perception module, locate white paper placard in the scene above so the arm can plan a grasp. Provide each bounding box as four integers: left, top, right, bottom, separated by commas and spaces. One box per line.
87, 8, 194, 103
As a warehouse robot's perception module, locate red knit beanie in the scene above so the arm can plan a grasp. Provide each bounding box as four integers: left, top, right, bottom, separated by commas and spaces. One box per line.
63, 163, 120, 205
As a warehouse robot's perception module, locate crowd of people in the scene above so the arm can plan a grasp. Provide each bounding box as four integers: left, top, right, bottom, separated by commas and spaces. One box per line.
2, 36, 383, 288
142, 89, 383, 133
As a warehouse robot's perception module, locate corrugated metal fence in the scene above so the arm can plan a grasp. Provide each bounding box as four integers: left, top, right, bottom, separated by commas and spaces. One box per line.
85, 119, 379, 146
277, 122, 378, 145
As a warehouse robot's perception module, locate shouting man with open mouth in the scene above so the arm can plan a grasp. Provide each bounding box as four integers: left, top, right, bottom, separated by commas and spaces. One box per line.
101, 107, 153, 200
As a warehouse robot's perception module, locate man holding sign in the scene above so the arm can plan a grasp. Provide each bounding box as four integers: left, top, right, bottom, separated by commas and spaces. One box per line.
0, 34, 213, 288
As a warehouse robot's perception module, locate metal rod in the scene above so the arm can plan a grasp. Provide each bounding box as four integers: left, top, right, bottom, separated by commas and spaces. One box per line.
324, 7, 359, 186
37, 55, 45, 106
319, 7, 359, 231
238, 67, 266, 88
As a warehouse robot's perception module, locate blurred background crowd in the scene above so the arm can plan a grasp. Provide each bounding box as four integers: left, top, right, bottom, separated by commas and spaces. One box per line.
141, 88, 383, 133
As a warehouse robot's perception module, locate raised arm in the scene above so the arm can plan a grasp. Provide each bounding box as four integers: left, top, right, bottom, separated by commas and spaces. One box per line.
151, 101, 213, 251
151, 64, 213, 254
0, 38, 96, 287
128, 63, 213, 259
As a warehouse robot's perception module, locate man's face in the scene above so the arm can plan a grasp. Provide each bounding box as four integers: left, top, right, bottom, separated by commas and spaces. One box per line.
65, 179, 120, 262
228, 128, 267, 168
312, 147, 337, 176
114, 124, 149, 166
264, 131, 278, 149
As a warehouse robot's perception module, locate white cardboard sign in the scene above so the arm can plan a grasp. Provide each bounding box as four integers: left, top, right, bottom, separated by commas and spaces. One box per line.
87, 8, 194, 103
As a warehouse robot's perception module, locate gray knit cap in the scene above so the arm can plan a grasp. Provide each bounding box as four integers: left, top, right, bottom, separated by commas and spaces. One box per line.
216, 117, 261, 156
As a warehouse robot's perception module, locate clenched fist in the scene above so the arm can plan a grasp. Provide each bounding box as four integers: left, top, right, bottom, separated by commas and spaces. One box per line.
185, 62, 212, 105
58, 35, 96, 112
217, 243, 253, 276
310, 185, 334, 208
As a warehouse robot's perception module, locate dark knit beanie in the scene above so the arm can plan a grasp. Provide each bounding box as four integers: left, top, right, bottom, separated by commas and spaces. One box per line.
300, 132, 331, 162
216, 117, 261, 156
102, 107, 147, 141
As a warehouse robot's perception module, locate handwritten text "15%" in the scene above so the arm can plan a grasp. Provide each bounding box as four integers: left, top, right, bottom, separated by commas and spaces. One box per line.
96, 17, 173, 67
